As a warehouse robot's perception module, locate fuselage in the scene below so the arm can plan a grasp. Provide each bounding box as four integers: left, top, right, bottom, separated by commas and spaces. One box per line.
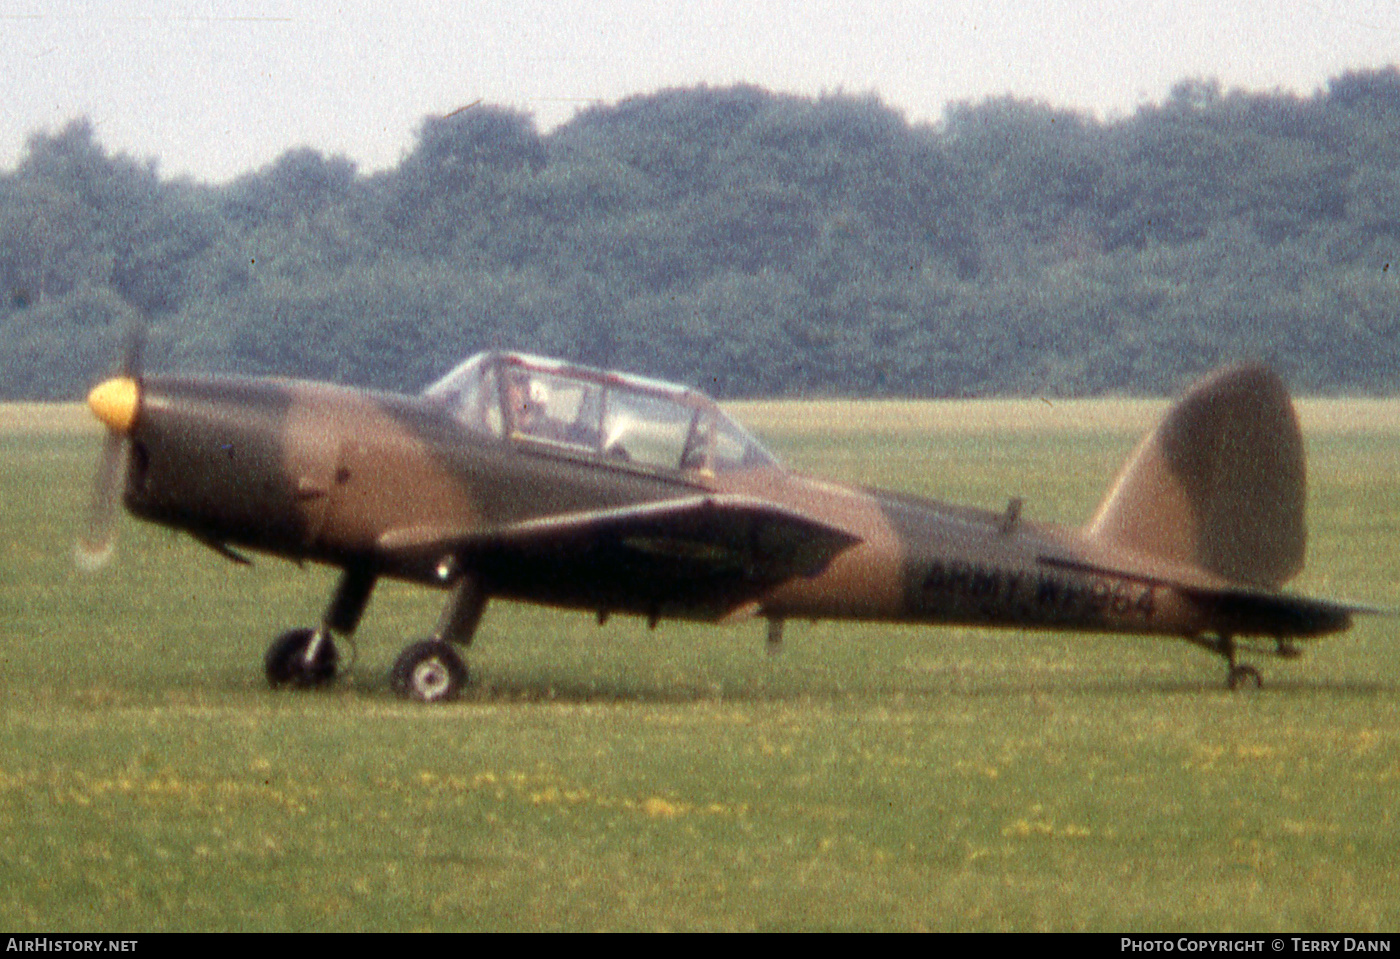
121, 370, 1350, 644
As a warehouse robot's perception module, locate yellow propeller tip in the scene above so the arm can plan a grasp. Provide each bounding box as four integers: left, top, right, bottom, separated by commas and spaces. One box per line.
87, 377, 140, 434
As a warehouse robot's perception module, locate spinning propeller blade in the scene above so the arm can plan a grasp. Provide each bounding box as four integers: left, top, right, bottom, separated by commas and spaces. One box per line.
75, 430, 129, 571
75, 314, 146, 571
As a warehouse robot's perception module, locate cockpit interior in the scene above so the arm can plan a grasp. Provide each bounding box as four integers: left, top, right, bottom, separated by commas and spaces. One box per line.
423, 351, 778, 475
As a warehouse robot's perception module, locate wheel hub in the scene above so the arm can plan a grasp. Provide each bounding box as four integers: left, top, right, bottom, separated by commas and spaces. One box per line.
412, 658, 452, 699
391, 639, 469, 702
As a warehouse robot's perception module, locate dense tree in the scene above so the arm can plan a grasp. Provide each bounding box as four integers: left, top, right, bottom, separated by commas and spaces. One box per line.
2, 73, 1399, 400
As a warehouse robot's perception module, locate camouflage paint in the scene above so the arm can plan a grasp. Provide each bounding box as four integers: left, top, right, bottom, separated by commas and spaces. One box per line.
97, 355, 1362, 693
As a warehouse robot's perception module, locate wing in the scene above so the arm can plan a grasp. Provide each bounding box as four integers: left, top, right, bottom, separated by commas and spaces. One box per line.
379, 495, 862, 619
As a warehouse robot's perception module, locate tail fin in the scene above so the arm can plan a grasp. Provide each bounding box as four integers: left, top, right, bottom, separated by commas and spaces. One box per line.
1085, 363, 1306, 589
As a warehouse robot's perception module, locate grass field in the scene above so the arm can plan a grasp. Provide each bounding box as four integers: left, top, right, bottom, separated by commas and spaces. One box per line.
1, 400, 1398, 931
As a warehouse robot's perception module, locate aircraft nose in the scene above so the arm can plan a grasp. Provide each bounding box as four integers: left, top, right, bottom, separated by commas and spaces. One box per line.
87, 376, 141, 435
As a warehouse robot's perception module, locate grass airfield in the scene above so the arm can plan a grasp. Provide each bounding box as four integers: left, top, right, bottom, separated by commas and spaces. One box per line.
1, 400, 1398, 932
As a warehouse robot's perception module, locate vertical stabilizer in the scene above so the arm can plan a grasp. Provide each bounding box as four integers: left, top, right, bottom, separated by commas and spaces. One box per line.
1085, 364, 1306, 588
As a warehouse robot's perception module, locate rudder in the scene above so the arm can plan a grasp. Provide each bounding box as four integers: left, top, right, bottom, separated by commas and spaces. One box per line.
1085, 363, 1306, 589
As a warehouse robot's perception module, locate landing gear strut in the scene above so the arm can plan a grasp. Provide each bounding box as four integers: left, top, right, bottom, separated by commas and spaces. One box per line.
766, 618, 784, 657
263, 566, 488, 702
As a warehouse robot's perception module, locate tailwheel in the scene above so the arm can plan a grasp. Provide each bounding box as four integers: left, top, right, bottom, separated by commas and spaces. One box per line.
1227, 664, 1263, 690
265, 628, 338, 689
391, 640, 469, 703
1211, 633, 1263, 691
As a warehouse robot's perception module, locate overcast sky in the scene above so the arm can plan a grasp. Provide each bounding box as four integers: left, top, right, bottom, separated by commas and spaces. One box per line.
3, 0, 1398, 183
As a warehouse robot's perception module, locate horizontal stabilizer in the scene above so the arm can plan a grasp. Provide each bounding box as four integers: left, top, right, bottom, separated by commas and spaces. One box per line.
1039, 552, 1383, 638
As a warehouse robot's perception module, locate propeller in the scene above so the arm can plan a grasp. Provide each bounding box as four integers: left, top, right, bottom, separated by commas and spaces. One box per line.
75, 315, 146, 571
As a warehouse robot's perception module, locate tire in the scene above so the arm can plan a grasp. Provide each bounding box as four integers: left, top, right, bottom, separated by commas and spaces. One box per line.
265, 628, 338, 689
391, 640, 469, 703
1227, 664, 1262, 691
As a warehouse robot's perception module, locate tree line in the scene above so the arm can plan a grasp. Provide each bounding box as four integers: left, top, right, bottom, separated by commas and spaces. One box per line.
2, 68, 1398, 400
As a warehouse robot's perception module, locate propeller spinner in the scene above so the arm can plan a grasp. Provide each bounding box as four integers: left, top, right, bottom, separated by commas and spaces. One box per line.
87, 376, 141, 433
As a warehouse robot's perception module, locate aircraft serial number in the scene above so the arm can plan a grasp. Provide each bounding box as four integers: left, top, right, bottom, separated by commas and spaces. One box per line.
917, 559, 1156, 621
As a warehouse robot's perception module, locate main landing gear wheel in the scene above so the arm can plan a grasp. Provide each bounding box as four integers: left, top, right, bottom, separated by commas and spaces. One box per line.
265, 628, 338, 689
1227, 664, 1262, 691
391, 640, 469, 703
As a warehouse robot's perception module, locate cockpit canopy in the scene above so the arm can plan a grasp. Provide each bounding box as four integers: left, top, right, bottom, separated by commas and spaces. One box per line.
423, 352, 779, 474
